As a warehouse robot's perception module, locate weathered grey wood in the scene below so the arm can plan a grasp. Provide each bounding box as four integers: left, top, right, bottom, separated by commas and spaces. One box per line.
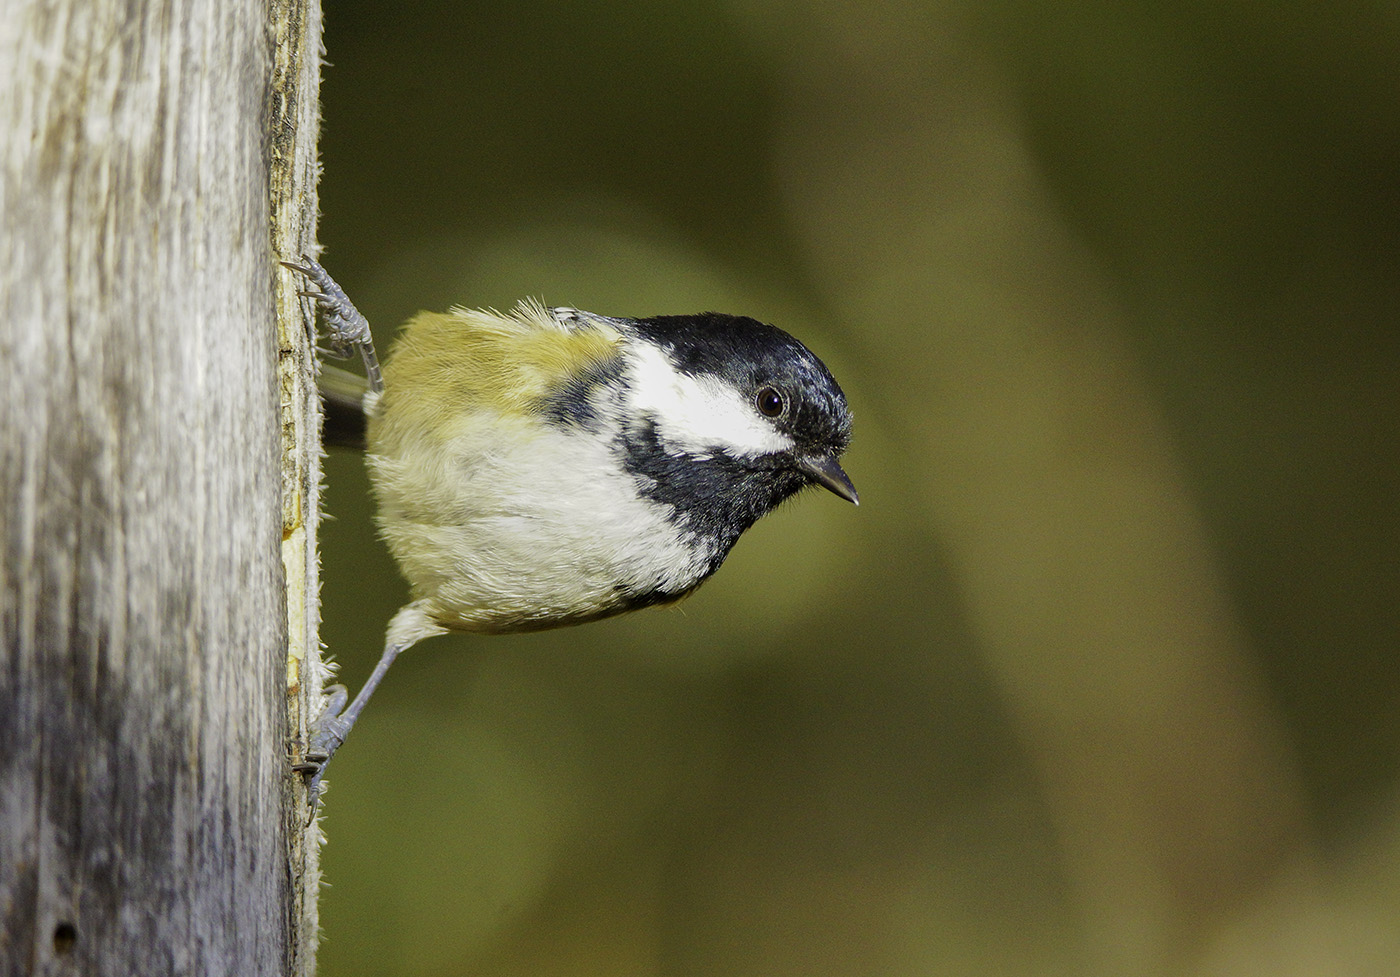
0, 0, 325, 974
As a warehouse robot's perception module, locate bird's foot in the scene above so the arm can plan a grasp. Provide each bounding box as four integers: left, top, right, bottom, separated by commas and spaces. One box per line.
281, 256, 382, 393
293, 683, 352, 815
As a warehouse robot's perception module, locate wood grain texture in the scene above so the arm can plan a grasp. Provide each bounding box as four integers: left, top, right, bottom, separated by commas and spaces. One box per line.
271, 0, 327, 972
0, 0, 324, 973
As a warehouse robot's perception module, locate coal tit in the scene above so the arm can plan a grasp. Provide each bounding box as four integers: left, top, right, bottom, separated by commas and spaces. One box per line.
284, 257, 857, 803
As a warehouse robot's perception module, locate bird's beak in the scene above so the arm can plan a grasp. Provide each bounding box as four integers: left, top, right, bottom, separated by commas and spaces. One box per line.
799, 454, 859, 505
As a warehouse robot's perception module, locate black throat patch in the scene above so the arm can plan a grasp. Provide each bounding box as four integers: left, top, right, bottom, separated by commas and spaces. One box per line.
617, 418, 809, 560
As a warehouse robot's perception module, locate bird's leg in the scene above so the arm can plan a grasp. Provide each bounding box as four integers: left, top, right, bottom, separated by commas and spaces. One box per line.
281, 255, 384, 395
294, 638, 405, 811
292, 601, 446, 811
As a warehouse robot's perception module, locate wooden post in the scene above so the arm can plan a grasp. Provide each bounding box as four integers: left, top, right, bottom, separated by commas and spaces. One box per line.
0, 0, 324, 974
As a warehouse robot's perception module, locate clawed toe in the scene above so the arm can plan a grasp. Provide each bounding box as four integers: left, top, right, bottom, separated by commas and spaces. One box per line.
295, 684, 353, 812
282, 255, 383, 392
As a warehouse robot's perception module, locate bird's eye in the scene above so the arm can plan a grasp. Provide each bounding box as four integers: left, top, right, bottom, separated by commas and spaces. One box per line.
755, 385, 786, 418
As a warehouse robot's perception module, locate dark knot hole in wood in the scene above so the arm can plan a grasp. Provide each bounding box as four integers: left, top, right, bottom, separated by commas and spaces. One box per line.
52, 922, 77, 956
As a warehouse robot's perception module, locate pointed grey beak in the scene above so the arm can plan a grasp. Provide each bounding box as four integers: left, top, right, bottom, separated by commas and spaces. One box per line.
799, 454, 859, 505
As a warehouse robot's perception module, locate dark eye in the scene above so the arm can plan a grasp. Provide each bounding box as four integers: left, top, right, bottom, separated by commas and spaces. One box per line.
755, 385, 786, 418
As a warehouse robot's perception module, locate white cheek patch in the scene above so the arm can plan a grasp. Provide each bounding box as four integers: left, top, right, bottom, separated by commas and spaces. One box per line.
625, 343, 794, 458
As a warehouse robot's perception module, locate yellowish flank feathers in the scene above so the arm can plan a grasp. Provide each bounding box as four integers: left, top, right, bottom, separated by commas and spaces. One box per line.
369, 301, 622, 452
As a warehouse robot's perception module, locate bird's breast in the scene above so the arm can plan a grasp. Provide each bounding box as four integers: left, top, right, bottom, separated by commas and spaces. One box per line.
368, 416, 723, 633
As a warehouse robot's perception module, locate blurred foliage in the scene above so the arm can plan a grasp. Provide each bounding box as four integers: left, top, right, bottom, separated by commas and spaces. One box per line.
311, 1, 1399, 974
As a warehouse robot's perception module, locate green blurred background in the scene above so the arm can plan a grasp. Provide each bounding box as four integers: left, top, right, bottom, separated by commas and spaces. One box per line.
310, 1, 1399, 974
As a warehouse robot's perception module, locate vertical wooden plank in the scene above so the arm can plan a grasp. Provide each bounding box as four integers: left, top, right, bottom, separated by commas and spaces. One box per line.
0, 0, 323, 973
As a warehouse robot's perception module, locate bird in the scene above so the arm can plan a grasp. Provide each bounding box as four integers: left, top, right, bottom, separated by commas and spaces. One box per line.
282, 256, 857, 805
